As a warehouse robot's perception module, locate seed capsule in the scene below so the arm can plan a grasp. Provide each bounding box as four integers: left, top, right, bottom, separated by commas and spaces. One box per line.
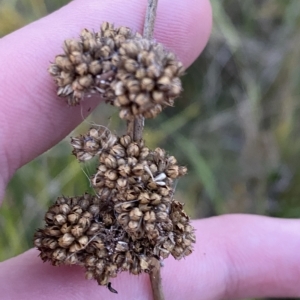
129, 208, 143, 221
58, 233, 75, 248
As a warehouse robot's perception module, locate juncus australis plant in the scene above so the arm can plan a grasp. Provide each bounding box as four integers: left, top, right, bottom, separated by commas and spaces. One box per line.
34, 1, 195, 299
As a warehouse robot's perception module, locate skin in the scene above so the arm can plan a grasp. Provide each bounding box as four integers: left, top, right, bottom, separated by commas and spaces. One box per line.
0, 0, 299, 299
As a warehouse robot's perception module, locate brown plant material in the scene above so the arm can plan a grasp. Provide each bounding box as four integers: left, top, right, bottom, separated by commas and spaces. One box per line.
35, 133, 194, 288
34, 172, 195, 286
34, 130, 195, 289
88, 134, 189, 244
48, 22, 184, 120
70, 126, 117, 162
149, 257, 165, 300
48, 22, 135, 105
38, 2, 194, 297
112, 38, 184, 120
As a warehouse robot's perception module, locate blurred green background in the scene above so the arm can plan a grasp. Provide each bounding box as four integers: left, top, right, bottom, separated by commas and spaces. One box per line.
1, 1, 300, 299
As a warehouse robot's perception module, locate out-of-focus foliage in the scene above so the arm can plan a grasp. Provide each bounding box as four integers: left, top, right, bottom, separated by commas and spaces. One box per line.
1, 1, 300, 299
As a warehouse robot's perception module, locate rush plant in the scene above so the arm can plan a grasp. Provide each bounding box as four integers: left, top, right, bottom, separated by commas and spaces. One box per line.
34, 1, 195, 299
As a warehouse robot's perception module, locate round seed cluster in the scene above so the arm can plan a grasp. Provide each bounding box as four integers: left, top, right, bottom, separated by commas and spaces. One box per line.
34, 194, 152, 286
49, 22, 135, 105
71, 126, 117, 162
90, 134, 188, 243
111, 38, 184, 119
35, 130, 195, 286
34, 193, 195, 285
49, 22, 184, 119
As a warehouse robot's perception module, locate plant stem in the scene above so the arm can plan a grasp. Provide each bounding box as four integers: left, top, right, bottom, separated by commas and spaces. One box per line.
143, 1, 164, 298
127, 0, 158, 142
126, 0, 164, 299
143, 0, 159, 40
149, 257, 165, 300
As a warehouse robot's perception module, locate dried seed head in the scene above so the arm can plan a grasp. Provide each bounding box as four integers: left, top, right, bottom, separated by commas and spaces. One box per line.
40, 30, 192, 285
110, 37, 183, 119
49, 23, 136, 105
71, 127, 117, 162
49, 22, 183, 118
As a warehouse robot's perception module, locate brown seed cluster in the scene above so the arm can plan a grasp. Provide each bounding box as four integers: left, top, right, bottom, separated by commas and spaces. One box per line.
34, 194, 152, 285
49, 22, 135, 105
37, 20, 194, 290
111, 38, 184, 119
89, 133, 188, 244
71, 126, 117, 162
49, 22, 184, 119
34, 130, 195, 286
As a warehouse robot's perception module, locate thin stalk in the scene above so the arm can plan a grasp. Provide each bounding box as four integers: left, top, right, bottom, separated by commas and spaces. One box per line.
144, 2, 165, 299
149, 257, 165, 300
127, 0, 158, 142
126, 0, 161, 291
126, 0, 164, 299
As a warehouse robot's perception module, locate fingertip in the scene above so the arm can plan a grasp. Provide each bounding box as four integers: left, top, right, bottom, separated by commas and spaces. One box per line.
0, 249, 151, 300
154, 0, 212, 67
14, 0, 212, 68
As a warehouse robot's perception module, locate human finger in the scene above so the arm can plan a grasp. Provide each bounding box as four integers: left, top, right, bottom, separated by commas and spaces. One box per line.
0, 215, 299, 299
